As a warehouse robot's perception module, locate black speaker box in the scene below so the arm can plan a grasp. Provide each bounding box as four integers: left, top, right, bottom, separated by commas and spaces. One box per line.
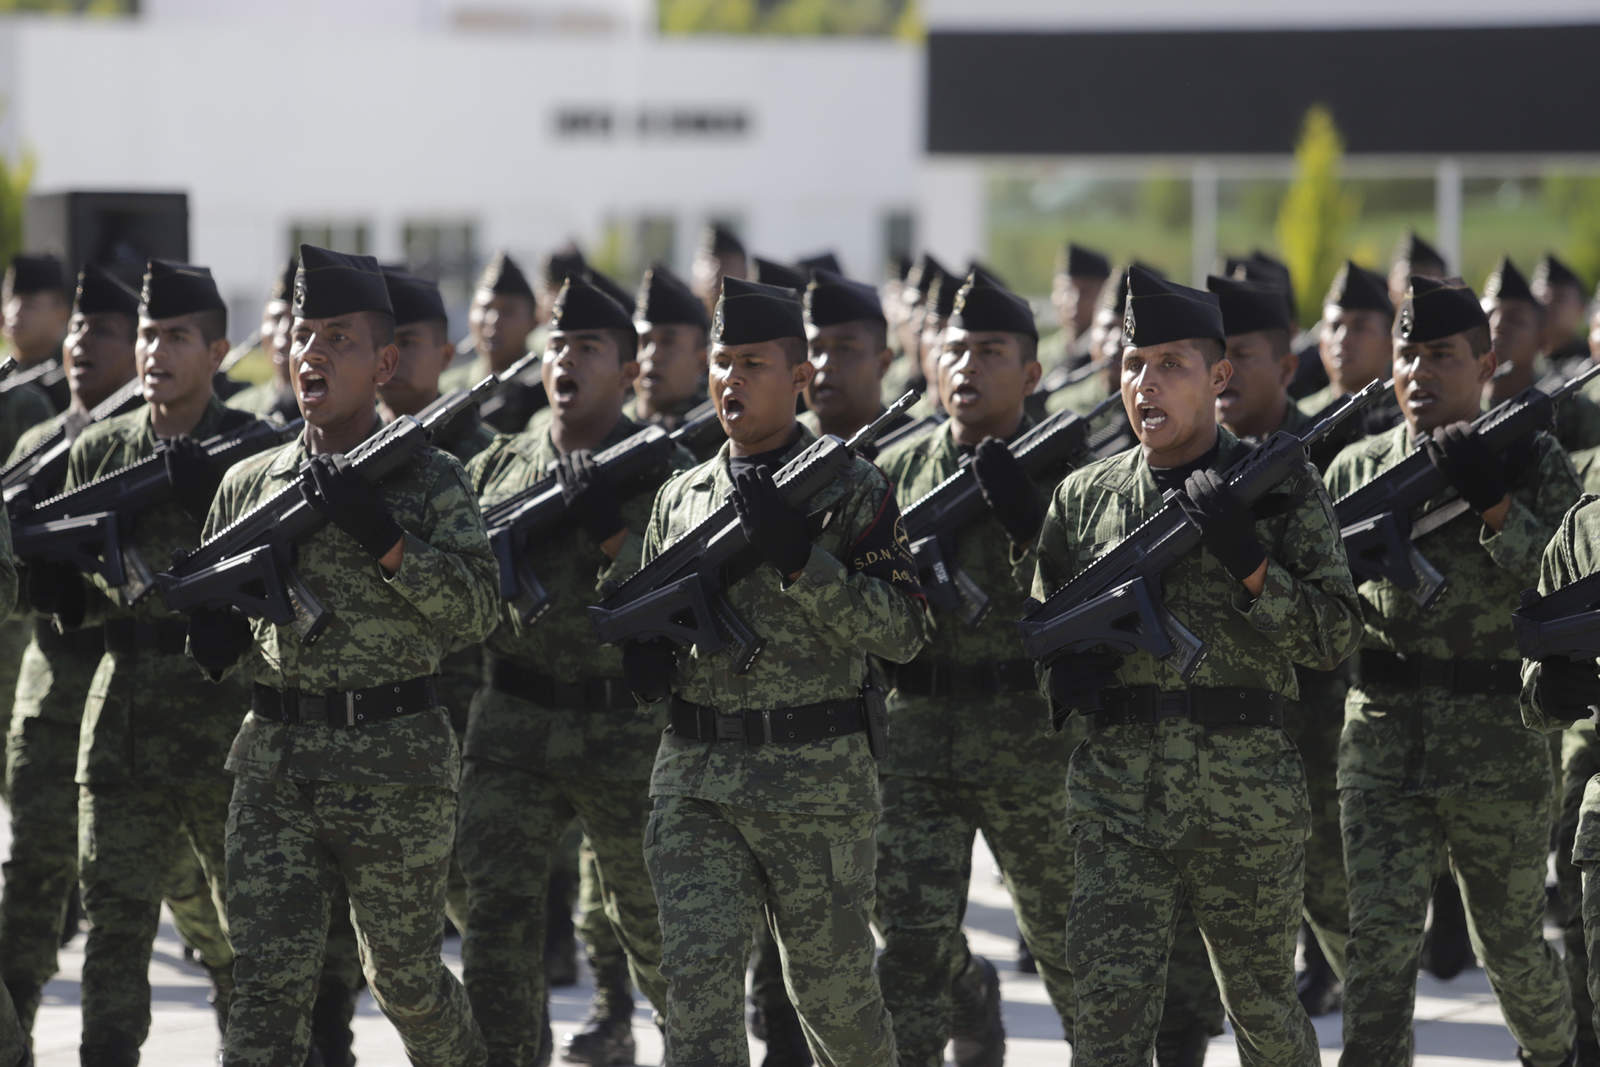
24, 190, 189, 288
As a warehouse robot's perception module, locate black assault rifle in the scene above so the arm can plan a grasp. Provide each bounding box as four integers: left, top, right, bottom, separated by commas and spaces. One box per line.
1, 378, 148, 513
1333, 361, 1600, 609
905, 392, 1123, 624
13, 417, 303, 599
148, 362, 522, 642
1513, 577, 1600, 662
484, 402, 724, 624
1016, 379, 1386, 678
587, 391, 917, 673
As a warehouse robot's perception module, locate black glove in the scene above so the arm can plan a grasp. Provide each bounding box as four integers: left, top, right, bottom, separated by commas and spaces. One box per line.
556, 450, 625, 544
1422, 422, 1506, 514
1046, 648, 1123, 726
1535, 656, 1600, 723
730, 467, 811, 577
161, 436, 222, 523
1179, 469, 1266, 582
971, 437, 1044, 545
622, 638, 676, 703
300, 454, 403, 561
187, 606, 254, 676
25, 561, 86, 628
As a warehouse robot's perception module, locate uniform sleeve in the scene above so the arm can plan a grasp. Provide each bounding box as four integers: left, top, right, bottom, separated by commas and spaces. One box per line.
380, 456, 500, 646
1520, 499, 1593, 731
1233, 466, 1362, 670
1029, 480, 1078, 603
1482, 436, 1582, 581
779, 475, 929, 664
0, 508, 17, 623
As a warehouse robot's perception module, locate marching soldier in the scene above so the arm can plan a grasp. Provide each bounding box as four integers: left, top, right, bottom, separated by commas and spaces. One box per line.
2, 253, 72, 411
1387, 230, 1448, 311
799, 270, 908, 442
226, 260, 299, 424
690, 223, 747, 320
190, 244, 497, 1066
1482, 255, 1600, 453
1533, 253, 1591, 367
1038, 242, 1111, 375
627, 263, 709, 432
635, 276, 928, 1065
1324, 275, 1580, 1066
1298, 260, 1396, 420
1032, 266, 1360, 1066
443, 251, 544, 432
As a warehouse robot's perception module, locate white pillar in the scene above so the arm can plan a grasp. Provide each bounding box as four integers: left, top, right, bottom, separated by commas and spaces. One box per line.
1435, 158, 1463, 273
1190, 161, 1218, 287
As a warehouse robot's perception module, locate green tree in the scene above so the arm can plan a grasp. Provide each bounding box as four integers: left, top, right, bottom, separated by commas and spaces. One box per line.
0, 138, 34, 272
1543, 173, 1600, 287
1276, 105, 1359, 328
659, 0, 758, 34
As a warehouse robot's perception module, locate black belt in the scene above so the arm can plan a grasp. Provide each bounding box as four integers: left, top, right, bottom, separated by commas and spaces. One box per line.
668, 695, 865, 746
485, 655, 635, 710
1355, 650, 1521, 695
103, 618, 187, 656
251, 676, 439, 728
1093, 687, 1286, 729
892, 657, 1036, 698
36, 620, 105, 655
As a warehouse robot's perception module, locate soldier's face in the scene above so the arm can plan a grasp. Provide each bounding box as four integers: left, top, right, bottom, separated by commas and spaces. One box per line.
634, 322, 707, 414
938, 327, 1039, 429
1215, 331, 1293, 438
806, 320, 890, 425
64, 311, 136, 410
4, 289, 69, 363
709, 339, 810, 448
261, 299, 291, 369
693, 252, 746, 316
136, 313, 225, 409
289, 314, 397, 428
1588, 305, 1600, 361
1392, 333, 1493, 435
1484, 298, 1542, 372
378, 321, 452, 417
896, 299, 925, 365
1121, 339, 1229, 463
1088, 306, 1122, 365
1053, 274, 1104, 337
544, 329, 637, 427
1319, 306, 1392, 395
469, 290, 537, 367
1538, 281, 1587, 345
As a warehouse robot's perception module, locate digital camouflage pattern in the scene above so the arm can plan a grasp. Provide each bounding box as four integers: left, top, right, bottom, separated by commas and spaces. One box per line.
205, 426, 498, 1067
1043, 370, 1111, 418
1556, 725, 1600, 1051
0, 381, 57, 794
1326, 425, 1579, 1067
641, 427, 928, 1066
63, 399, 261, 1060
1031, 425, 1361, 1067
873, 418, 1077, 1062
457, 415, 686, 1063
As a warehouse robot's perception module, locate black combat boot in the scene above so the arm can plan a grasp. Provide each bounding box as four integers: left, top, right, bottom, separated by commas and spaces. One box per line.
1420, 875, 1475, 981
546, 868, 580, 989
562, 957, 637, 1066
1016, 936, 1036, 975
1520, 1047, 1578, 1067
758, 998, 812, 1067
949, 954, 1004, 1067
308, 981, 357, 1067
3, 981, 40, 1039
1154, 1026, 1209, 1067
1295, 923, 1343, 1017
78, 1034, 140, 1067
1577, 1037, 1600, 1067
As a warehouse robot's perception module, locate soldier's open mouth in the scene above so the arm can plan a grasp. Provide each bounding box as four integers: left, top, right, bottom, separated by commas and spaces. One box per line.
553, 377, 579, 400
299, 371, 328, 400
1137, 403, 1166, 429
722, 396, 745, 417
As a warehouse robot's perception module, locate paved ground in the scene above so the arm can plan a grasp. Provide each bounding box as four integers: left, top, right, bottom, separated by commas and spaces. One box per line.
21, 834, 1545, 1065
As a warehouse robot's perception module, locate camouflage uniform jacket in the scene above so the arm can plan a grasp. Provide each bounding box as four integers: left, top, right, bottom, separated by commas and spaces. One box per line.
205, 424, 498, 788
1032, 426, 1362, 848
0, 382, 55, 461
876, 417, 1079, 782
465, 415, 692, 780
1521, 494, 1600, 733
63, 399, 260, 786
643, 426, 930, 815
625, 392, 706, 431
1044, 370, 1112, 417
1325, 424, 1579, 799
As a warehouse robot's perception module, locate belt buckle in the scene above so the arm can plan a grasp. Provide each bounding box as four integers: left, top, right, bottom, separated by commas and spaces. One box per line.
714, 711, 745, 743
346, 691, 357, 727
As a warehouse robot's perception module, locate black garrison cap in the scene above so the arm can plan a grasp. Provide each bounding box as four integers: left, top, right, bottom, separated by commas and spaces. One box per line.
475, 251, 536, 301
1396, 276, 1488, 343
550, 275, 633, 334
542, 244, 588, 292
712, 277, 804, 346
635, 264, 709, 330
1533, 253, 1585, 296
382, 269, 447, 328
1060, 242, 1111, 280
583, 268, 635, 314
950, 271, 1037, 339
5, 253, 64, 297
1324, 261, 1394, 316
74, 263, 139, 318
700, 223, 745, 259
1395, 230, 1448, 273
140, 259, 228, 320
1483, 256, 1537, 306
1123, 266, 1225, 348
905, 253, 951, 304
268, 258, 298, 302
796, 251, 842, 276
805, 270, 886, 329
1230, 250, 1296, 321
749, 257, 808, 293
1100, 261, 1166, 317
1206, 275, 1293, 336
292, 245, 392, 319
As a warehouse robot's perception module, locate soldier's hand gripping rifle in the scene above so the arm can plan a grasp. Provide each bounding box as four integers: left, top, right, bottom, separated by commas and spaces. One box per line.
1016, 379, 1385, 679
907, 392, 1123, 624
1333, 361, 1600, 608
148, 364, 517, 642
587, 392, 917, 674
484, 404, 724, 624
12, 418, 303, 599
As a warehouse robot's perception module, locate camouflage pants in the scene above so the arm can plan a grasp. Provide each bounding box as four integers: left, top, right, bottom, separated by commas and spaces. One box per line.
1560, 731, 1600, 1047
644, 795, 895, 1067
1287, 685, 1350, 976
0, 619, 30, 805
1339, 788, 1574, 1067
1067, 822, 1317, 1067
457, 758, 664, 1065
1571, 773, 1600, 1043
577, 838, 635, 1016
223, 775, 484, 1067
77, 778, 233, 1058
0, 979, 22, 1067
874, 772, 1072, 1063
